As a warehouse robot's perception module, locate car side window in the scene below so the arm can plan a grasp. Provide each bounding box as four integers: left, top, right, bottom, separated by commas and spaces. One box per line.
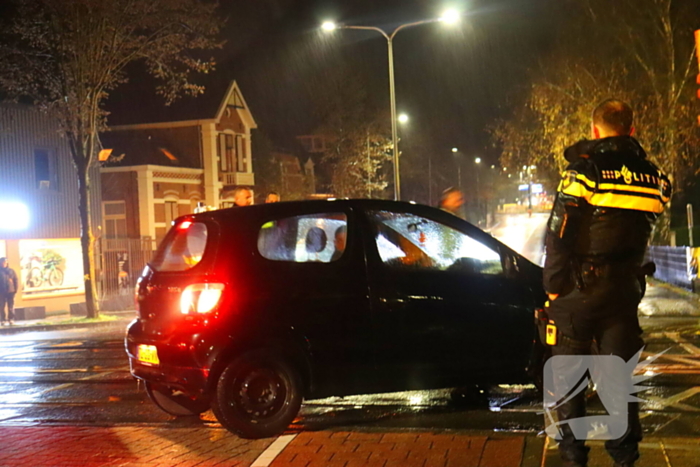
368, 210, 503, 275
257, 213, 348, 263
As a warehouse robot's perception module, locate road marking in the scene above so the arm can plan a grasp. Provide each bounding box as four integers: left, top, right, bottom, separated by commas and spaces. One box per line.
37, 371, 119, 395
540, 436, 550, 467
664, 332, 700, 356
659, 440, 673, 467
641, 386, 700, 418
251, 434, 297, 467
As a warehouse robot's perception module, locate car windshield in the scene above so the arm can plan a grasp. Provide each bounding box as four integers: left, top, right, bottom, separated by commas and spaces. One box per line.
150, 221, 208, 272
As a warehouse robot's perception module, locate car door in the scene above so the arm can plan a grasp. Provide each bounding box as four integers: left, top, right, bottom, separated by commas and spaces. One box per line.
249, 207, 377, 397
363, 208, 536, 390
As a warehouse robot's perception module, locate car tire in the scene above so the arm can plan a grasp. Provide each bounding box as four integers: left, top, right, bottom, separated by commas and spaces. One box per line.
212, 349, 303, 439
145, 382, 210, 416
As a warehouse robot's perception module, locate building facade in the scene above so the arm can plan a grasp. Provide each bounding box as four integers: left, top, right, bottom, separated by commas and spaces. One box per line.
101, 81, 257, 244
0, 103, 100, 314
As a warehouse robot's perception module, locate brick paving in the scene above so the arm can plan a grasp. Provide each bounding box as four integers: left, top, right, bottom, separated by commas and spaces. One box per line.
270, 431, 524, 467
0, 426, 272, 467
0, 427, 527, 467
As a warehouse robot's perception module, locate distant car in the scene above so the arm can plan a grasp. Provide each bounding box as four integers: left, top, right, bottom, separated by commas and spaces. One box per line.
125, 199, 546, 439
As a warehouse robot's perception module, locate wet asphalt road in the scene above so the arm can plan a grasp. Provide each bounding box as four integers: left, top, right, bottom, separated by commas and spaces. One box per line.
1, 316, 699, 437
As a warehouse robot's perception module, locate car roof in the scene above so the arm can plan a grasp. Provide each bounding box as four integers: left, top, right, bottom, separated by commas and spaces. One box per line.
188, 198, 501, 246
191, 199, 442, 222
172, 199, 541, 271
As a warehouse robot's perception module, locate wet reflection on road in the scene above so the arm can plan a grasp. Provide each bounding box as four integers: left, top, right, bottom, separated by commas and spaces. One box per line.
0, 320, 699, 437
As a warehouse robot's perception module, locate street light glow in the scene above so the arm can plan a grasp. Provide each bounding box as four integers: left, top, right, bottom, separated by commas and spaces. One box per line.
475, 157, 482, 164
322, 17, 456, 200
0, 201, 30, 230
321, 21, 337, 31
398, 113, 409, 124
451, 147, 458, 153
440, 9, 461, 24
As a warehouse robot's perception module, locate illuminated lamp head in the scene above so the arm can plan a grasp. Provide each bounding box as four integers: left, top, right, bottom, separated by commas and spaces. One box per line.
0, 202, 30, 230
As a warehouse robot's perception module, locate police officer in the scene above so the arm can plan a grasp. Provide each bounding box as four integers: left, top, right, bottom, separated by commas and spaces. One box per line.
543, 99, 671, 467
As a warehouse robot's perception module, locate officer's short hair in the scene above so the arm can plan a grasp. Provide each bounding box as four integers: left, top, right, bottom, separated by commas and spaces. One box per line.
592, 99, 633, 135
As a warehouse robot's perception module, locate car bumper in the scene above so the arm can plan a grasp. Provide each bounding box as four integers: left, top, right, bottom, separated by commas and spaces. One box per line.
125, 319, 211, 396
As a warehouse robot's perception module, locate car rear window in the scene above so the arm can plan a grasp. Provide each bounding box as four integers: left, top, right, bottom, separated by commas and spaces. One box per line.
257, 213, 347, 263
150, 221, 208, 272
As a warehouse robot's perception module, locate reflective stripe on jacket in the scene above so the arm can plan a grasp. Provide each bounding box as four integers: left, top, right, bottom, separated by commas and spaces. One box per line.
543, 136, 671, 295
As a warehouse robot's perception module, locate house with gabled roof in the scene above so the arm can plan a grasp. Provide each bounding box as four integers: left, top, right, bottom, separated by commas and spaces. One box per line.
100, 80, 257, 244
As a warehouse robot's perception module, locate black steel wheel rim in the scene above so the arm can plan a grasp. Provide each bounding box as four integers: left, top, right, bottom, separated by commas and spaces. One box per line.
232, 367, 287, 421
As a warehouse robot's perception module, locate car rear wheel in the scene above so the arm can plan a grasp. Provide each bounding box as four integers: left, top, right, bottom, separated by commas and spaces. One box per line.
145, 382, 210, 416
212, 350, 303, 439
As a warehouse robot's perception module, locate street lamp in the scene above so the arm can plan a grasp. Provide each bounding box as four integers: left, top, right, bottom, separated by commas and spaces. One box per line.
398, 113, 409, 124
322, 10, 461, 200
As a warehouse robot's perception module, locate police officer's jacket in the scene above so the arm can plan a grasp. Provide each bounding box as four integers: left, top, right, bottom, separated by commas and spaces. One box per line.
543, 136, 671, 295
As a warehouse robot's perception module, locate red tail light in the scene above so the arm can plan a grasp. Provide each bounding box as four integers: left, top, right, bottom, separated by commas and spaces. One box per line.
180, 283, 225, 315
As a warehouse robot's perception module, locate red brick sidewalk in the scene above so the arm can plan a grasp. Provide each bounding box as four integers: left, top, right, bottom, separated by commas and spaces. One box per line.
0, 426, 530, 467
270, 431, 525, 467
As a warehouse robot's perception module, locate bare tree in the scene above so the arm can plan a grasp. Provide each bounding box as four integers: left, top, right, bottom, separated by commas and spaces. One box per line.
491, 0, 700, 241
580, 0, 700, 185
0, 0, 222, 317
491, 56, 631, 187
309, 64, 392, 198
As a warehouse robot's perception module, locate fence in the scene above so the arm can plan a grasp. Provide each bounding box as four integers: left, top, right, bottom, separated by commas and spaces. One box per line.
646, 246, 693, 290
95, 237, 156, 311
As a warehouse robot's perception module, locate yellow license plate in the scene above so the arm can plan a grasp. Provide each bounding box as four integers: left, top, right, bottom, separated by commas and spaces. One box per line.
137, 345, 160, 365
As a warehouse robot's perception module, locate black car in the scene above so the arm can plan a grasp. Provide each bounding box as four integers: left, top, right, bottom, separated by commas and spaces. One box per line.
125, 199, 546, 439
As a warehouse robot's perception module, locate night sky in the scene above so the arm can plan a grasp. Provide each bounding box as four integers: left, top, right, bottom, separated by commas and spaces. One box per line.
107, 0, 558, 185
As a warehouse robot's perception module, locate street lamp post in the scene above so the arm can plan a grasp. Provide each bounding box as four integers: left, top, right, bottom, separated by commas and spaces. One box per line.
451, 147, 461, 191
322, 10, 460, 201
475, 157, 482, 225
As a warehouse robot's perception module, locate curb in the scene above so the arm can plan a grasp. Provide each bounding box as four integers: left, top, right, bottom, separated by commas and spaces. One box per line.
0, 313, 135, 335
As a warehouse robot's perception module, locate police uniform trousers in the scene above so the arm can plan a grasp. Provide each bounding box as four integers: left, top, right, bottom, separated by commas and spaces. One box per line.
547, 264, 644, 466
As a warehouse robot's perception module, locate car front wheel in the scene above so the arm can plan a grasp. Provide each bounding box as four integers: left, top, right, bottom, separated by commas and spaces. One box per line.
212, 350, 303, 439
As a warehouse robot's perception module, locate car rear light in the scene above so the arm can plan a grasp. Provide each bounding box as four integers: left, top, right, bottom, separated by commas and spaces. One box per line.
180, 283, 225, 315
